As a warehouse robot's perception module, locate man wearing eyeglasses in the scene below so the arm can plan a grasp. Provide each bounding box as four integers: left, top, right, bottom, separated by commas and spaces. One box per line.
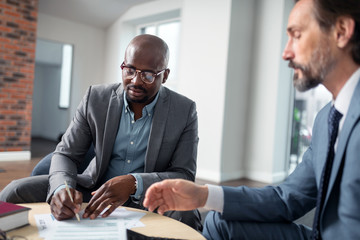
0, 34, 202, 230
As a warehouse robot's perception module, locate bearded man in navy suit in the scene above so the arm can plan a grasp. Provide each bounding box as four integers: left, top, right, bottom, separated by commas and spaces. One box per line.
144, 0, 360, 239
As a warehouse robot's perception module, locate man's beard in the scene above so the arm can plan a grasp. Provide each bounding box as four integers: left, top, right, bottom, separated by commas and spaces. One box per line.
125, 85, 148, 103
290, 38, 336, 92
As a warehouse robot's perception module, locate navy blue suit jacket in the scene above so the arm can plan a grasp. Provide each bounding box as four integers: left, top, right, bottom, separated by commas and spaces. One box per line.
222, 78, 360, 239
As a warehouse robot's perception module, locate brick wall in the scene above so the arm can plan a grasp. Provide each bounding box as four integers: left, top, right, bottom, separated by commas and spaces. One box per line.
0, 0, 38, 156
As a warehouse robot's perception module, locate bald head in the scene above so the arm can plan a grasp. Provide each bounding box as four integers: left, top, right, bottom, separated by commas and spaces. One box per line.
125, 34, 170, 70
121, 34, 171, 106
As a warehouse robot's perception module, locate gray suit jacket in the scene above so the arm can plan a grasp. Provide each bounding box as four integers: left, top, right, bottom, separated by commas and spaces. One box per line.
221, 78, 360, 239
48, 83, 198, 203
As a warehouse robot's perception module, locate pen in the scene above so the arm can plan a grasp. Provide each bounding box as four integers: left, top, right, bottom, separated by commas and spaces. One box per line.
64, 180, 81, 222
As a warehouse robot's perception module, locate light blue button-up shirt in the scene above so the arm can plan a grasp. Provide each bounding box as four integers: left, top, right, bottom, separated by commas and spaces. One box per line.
102, 92, 159, 198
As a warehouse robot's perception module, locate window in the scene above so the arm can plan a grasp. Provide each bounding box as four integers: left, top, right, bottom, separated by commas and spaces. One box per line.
138, 19, 181, 91
59, 44, 73, 108
289, 85, 331, 173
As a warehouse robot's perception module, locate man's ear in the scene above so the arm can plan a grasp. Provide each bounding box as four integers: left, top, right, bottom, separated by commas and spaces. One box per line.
334, 16, 355, 48
162, 69, 170, 84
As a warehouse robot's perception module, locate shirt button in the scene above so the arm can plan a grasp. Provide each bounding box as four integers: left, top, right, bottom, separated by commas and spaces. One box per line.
130, 141, 134, 145
127, 160, 131, 163
148, 113, 151, 116
131, 120, 135, 124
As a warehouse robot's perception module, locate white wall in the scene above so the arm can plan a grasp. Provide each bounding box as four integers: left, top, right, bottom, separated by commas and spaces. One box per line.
101, 0, 294, 183
178, 0, 232, 182
272, 0, 296, 181
36, 13, 106, 122
220, 0, 256, 182
29, 0, 294, 183
245, 0, 292, 183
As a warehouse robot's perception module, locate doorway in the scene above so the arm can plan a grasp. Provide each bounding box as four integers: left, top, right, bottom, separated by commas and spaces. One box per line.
32, 38, 73, 147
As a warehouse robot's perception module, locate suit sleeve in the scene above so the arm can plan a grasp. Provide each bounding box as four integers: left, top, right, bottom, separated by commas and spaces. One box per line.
222, 145, 317, 222
221, 113, 326, 222
47, 86, 93, 202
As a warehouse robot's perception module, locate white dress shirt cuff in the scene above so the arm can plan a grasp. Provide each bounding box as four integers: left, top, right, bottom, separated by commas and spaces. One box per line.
204, 184, 224, 214
130, 174, 143, 199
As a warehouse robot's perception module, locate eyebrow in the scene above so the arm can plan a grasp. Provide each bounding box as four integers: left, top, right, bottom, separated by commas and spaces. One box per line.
286, 26, 296, 33
286, 25, 303, 35
124, 64, 156, 73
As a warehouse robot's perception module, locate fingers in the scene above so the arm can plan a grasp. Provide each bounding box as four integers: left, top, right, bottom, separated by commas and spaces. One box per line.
143, 184, 159, 209
84, 176, 135, 219
147, 198, 171, 215
101, 201, 121, 218
83, 185, 106, 216
144, 182, 169, 212
83, 184, 125, 219
88, 199, 111, 219
147, 198, 164, 212
83, 189, 104, 219
145, 195, 164, 212
145, 179, 200, 213
71, 188, 83, 213
157, 204, 171, 215
50, 189, 82, 220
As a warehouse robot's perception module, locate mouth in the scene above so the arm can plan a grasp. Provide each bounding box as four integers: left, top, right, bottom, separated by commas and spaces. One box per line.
129, 88, 143, 97
293, 67, 301, 73
127, 86, 146, 97
289, 62, 304, 75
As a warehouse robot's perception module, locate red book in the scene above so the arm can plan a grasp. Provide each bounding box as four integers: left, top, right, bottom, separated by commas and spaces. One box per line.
0, 201, 30, 232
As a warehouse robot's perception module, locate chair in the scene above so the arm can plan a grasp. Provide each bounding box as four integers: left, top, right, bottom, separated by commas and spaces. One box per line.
31, 144, 95, 176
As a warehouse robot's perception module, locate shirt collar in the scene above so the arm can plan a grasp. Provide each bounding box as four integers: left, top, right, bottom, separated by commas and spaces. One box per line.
334, 67, 360, 116
123, 90, 160, 115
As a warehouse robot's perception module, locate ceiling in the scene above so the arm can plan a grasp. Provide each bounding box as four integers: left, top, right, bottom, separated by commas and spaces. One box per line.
38, 0, 154, 29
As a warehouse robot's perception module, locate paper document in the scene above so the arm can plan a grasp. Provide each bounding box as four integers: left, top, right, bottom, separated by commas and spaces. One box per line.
35, 208, 146, 240
106, 207, 146, 229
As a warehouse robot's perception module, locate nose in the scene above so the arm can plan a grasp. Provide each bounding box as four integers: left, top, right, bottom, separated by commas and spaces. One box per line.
131, 71, 143, 85
282, 39, 294, 61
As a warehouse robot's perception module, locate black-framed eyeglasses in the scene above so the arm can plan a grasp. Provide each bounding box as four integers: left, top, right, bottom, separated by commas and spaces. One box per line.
120, 62, 167, 84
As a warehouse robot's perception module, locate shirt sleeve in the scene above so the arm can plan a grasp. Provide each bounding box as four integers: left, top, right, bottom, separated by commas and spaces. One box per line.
130, 173, 143, 199
203, 184, 224, 213
53, 184, 67, 195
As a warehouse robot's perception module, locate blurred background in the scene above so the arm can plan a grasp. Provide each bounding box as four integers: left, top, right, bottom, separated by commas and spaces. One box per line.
0, 0, 331, 186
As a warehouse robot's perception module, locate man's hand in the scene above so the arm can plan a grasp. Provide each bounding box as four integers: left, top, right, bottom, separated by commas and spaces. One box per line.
143, 179, 208, 215
83, 175, 136, 219
50, 188, 82, 220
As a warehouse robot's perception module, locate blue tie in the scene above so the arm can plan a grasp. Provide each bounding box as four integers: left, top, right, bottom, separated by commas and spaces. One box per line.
312, 106, 343, 240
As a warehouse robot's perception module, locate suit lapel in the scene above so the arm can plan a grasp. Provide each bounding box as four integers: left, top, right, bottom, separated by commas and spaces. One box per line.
325, 78, 360, 205
144, 87, 169, 172
316, 103, 331, 184
97, 84, 124, 180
